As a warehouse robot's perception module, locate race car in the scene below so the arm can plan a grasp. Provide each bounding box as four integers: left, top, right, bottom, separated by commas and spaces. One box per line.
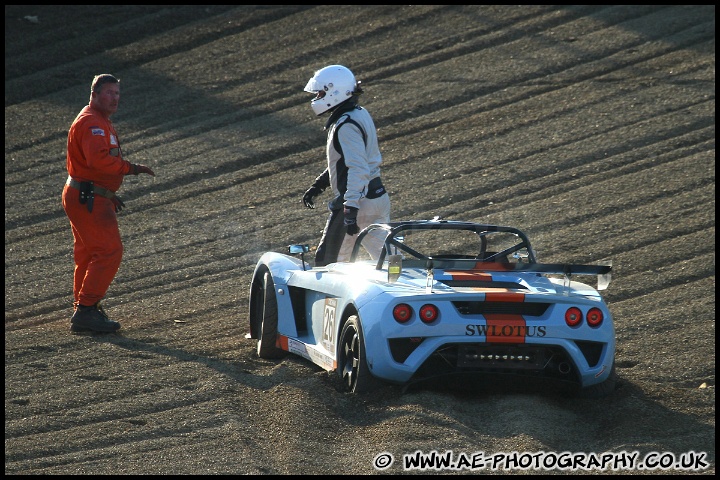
248, 218, 616, 397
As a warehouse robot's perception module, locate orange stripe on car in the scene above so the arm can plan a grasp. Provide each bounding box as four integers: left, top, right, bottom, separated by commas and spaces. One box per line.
446, 271, 493, 281
485, 292, 525, 302
485, 314, 526, 344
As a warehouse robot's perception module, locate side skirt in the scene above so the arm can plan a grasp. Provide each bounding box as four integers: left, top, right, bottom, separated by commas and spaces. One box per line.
277, 334, 337, 372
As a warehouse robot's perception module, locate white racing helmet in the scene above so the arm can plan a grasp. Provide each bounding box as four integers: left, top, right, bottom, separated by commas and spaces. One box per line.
304, 65, 357, 116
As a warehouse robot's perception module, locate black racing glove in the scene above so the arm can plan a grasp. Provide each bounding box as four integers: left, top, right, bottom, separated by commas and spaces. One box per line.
344, 206, 359, 236
302, 186, 324, 209
111, 196, 126, 213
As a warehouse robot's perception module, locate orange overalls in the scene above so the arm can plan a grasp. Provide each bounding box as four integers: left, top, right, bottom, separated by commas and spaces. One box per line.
62, 105, 135, 307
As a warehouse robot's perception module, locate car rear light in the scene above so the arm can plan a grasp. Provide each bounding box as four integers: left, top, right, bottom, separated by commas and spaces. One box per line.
419, 304, 439, 324
565, 307, 582, 327
586, 307, 604, 327
393, 303, 413, 323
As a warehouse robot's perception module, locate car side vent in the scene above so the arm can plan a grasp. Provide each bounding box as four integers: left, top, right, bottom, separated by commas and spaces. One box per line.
389, 337, 425, 363
452, 301, 550, 317
575, 340, 604, 367
288, 286, 308, 334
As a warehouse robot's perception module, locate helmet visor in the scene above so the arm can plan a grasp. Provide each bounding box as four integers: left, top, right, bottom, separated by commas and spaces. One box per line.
304, 77, 322, 93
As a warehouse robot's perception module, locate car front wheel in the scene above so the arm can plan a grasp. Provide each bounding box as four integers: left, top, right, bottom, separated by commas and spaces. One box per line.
255, 271, 286, 359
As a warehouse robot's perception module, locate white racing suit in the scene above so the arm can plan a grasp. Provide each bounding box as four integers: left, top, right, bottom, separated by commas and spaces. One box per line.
312, 101, 391, 266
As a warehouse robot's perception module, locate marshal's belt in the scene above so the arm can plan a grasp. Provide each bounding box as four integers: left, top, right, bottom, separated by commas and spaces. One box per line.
66, 176, 116, 199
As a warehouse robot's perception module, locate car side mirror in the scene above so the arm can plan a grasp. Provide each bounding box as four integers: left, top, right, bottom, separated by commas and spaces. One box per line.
288, 244, 309, 254
288, 244, 310, 271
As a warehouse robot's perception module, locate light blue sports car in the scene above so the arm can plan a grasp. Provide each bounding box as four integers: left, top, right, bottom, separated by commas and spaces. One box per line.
248, 219, 616, 397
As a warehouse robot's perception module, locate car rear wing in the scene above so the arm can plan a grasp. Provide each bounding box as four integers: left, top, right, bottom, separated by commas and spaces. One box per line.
387, 256, 613, 291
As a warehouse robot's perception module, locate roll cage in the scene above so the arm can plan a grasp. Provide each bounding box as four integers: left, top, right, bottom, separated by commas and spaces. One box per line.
350, 219, 536, 269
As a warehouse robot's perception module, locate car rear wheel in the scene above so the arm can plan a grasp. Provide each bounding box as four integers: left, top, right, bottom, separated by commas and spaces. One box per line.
255, 271, 286, 359
336, 315, 381, 393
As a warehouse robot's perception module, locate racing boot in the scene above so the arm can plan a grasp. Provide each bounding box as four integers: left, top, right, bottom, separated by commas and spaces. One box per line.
71, 302, 121, 333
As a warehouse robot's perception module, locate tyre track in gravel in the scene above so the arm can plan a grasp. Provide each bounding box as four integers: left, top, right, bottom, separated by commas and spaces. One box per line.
5, 5, 714, 474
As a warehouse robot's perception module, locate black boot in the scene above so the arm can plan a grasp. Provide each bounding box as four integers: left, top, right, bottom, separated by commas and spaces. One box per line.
71, 303, 121, 333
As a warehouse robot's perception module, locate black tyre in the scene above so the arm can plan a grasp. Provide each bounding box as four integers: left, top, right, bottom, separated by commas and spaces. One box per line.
336, 315, 381, 393
255, 271, 286, 359
577, 364, 618, 398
